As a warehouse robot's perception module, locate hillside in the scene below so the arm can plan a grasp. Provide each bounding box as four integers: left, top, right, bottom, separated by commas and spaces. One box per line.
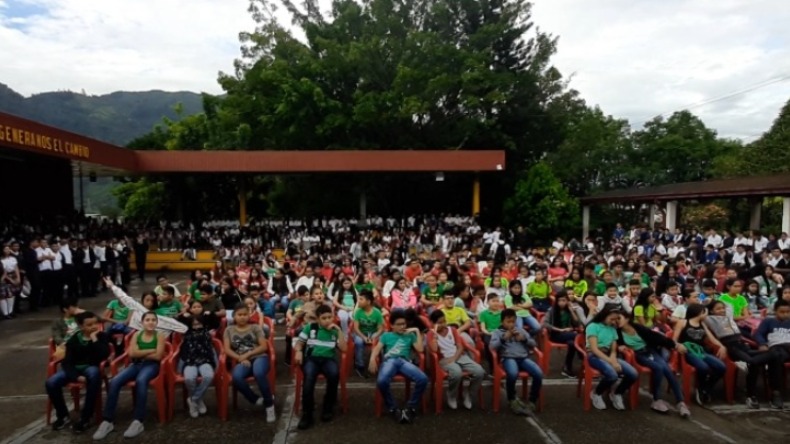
0, 83, 203, 145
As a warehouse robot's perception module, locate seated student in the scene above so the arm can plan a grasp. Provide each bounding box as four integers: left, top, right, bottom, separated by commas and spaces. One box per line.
93, 312, 167, 440
704, 300, 779, 409
585, 306, 638, 411
489, 308, 544, 415
573, 292, 599, 327
699, 279, 717, 306
176, 299, 220, 418
754, 299, 790, 409
284, 286, 312, 366
526, 270, 552, 312
368, 310, 428, 424
154, 275, 181, 299
428, 310, 485, 410
294, 304, 347, 430
504, 280, 541, 334
719, 279, 755, 336
542, 290, 581, 377
633, 288, 666, 329
596, 283, 632, 314
45, 311, 110, 432
154, 285, 183, 318
198, 284, 226, 319
420, 274, 444, 314
332, 277, 358, 334
478, 293, 503, 369
51, 298, 82, 349
245, 295, 267, 329
622, 279, 642, 309
616, 313, 690, 417
766, 284, 790, 316
670, 289, 700, 325
660, 282, 683, 312
224, 303, 276, 423
390, 278, 419, 313
352, 290, 385, 376
673, 304, 727, 406
439, 288, 475, 345
103, 295, 131, 335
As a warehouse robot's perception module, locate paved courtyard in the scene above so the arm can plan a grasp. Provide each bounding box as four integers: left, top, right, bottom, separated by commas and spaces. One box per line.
1, 275, 789, 444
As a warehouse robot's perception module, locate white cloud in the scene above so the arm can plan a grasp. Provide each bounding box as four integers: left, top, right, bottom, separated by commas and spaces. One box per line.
1, 0, 788, 139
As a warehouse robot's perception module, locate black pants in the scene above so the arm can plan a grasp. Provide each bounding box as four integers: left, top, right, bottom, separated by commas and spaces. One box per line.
302, 356, 339, 415
724, 338, 786, 396
48, 270, 64, 306
40, 270, 54, 307
78, 268, 94, 298
24, 272, 41, 311
64, 265, 78, 300
135, 255, 146, 281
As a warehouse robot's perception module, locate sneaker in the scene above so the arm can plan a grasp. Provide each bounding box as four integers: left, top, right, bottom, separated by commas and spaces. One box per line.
650, 399, 669, 413
561, 368, 576, 379
746, 396, 761, 410
404, 408, 417, 423
591, 393, 607, 410
123, 420, 144, 439
609, 393, 626, 411
196, 399, 208, 415
266, 405, 276, 423
255, 397, 264, 407
770, 391, 784, 410
389, 408, 401, 423
446, 391, 458, 410
509, 399, 528, 415
92, 421, 114, 440
462, 387, 473, 410
677, 402, 691, 419
297, 415, 313, 430
694, 389, 704, 407
320, 409, 334, 422
354, 367, 366, 378
52, 416, 71, 431
187, 398, 199, 418
735, 361, 748, 373
72, 420, 89, 434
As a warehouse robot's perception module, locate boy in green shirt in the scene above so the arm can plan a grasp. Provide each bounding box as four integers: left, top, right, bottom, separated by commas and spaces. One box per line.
154, 286, 183, 318
369, 311, 428, 424
420, 275, 444, 314
479, 293, 503, 370
294, 304, 347, 430
352, 290, 385, 376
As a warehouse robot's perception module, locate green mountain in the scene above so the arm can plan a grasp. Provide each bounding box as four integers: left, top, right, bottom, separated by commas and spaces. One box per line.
0, 82, 203, 145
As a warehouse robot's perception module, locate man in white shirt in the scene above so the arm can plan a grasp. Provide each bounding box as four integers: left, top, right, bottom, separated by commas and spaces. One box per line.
778, 233, 790, 251
767, 247, 783, 268
706, 230, 723, 249
295, 267, 315, 291
751, 232, 768, 254
730, 245, 747, 267
36, 240, 55, 306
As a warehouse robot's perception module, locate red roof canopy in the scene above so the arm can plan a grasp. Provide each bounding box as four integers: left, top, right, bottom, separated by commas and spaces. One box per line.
0, 111, 505, 173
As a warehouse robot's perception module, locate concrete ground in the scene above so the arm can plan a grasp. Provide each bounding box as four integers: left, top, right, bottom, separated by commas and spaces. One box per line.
2, 273, 790, 444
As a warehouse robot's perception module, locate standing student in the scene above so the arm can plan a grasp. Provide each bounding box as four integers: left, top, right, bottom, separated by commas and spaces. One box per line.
616, 314, 690, 417
542, 291, 580, 377
368, 310, 428, 424
223, 303, 276, 423
585, 306, 638, 410
489, 308, 544, 415
294, 304, 347, 430
1, 244, 21, 319
94, 312, 167, 440
45, 311, 110, 432
177, 300, 221, 418
672, 304, 727, 406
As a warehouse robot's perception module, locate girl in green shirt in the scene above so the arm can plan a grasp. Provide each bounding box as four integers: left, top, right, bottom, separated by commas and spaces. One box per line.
527, 270, 551, 312
564, 267, 587, 302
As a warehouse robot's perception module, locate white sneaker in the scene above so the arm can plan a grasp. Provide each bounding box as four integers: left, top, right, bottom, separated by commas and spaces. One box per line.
609, 393, 626, 411
197, 399, 208, 415
266, 405, 276, 423
92, 421, 114, 440
187, 398, 199, 418
735, 361, 748, 373
591, 393, 607, 410
256, 397, 264, 407
446, 391, 458, 410
123, 420, 144, 439
462, 387, 473, 410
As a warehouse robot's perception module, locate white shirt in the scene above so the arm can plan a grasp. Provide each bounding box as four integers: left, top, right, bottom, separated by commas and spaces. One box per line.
59, 246, 73, 265
707, 234, 723, 248
1, 256, 18, 274
731, 251, 746, 266
295, 276, 315, 291
779, 238, 790, 251
36, 247, 53, 271
82, 247, 92, 264
51, 251, 63, 271
436, 328, 457, 358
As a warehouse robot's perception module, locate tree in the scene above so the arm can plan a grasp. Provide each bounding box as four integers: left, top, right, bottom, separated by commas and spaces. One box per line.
630, 110, 738, 186
113, 180, 167, 222
504, 162, 579, 242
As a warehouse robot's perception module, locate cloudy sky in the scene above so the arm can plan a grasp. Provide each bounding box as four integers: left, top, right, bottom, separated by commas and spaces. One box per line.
1, 0, 788, 140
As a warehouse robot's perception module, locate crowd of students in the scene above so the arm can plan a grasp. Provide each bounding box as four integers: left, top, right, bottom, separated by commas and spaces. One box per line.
31, 218, 790, 437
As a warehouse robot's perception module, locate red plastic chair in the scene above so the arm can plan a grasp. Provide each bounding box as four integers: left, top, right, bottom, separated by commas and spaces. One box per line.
227, 342, 277, 411
679, 346, 735, 404
574, 334, 636, 411
490, 347, 545, 412
167, 339, 227, 420
372, 340, 429, 417
428, 329, 484, 414
292, 339, 350, 415
109, 342, 172, 424
45, 339, 113, 425
540, 330, 579, 375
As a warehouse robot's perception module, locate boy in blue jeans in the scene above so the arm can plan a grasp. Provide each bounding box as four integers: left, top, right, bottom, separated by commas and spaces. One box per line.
45, 311, 110, 432
489, 308, 544, 415
369, 311, 428, 424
